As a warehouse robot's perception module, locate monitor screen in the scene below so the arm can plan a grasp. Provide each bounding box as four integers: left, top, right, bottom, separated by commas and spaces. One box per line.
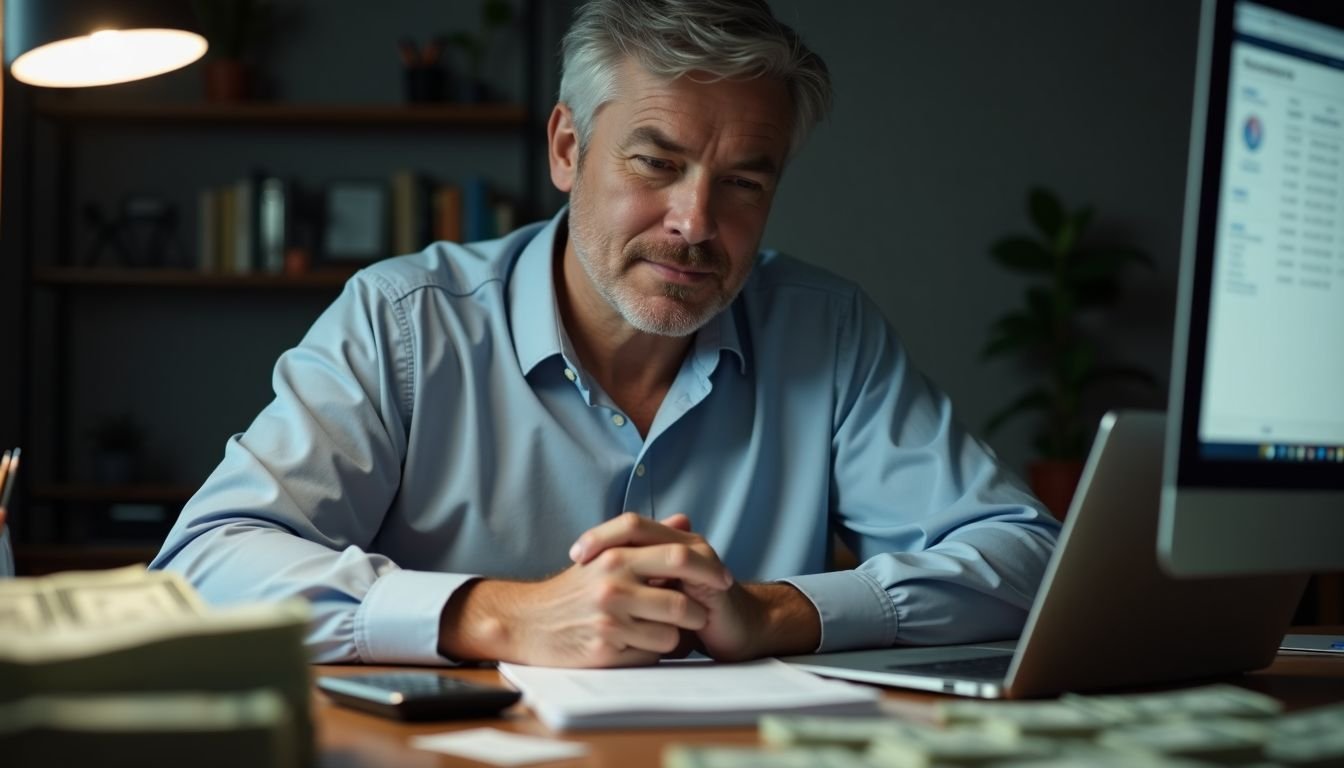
1160, 0, 1344, 576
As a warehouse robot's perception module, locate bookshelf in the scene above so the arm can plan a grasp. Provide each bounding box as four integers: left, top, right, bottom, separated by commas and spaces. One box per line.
18, 98, 540, 570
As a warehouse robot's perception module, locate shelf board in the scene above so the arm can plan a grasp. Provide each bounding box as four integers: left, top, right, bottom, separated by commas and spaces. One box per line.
33, 267, 355, 290
32, 484, 197, 504
34, 100, 529, 127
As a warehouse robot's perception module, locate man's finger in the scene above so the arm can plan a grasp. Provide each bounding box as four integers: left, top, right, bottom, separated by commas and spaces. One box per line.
661, 513, 692, 532
594, 543, 731, 591
620, 582, 709, 630
570, 512, 692, 563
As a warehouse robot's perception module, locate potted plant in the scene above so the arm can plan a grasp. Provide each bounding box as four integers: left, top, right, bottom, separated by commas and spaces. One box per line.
192, 0, 273, 101
982, 187, 1157, 517
445, 0, 515, 103
88, 414, 145, 485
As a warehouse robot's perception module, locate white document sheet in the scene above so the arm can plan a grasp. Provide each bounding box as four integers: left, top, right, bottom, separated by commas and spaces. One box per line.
497, 658, 880, 731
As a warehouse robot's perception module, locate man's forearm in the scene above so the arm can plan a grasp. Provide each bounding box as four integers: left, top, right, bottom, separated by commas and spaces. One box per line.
438, 578, 515, 662
738, 582, 822, 658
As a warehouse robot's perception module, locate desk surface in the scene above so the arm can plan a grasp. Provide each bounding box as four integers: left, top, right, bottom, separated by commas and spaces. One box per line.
313, 647, 1344, 768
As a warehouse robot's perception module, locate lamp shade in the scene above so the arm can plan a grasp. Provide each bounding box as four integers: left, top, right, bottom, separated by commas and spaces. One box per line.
4, 0, 207, 88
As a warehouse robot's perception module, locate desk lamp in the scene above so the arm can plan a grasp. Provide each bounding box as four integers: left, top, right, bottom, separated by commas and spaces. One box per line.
4, 0, 207, 88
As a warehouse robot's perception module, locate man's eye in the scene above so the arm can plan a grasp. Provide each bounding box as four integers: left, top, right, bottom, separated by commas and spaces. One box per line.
727, 177, 762, 191
637, 156, 674, 171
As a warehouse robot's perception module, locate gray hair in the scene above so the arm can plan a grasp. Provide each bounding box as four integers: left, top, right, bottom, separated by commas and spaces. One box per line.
558, 0, 832, 159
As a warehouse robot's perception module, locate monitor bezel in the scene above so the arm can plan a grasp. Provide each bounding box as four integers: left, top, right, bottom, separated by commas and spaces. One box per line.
1171, 0, 1344, 492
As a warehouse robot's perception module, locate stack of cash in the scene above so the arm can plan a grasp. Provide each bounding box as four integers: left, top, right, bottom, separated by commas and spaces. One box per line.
0, 566, 312, 767
662, 683, 1344, 767
0, 690, 298, 768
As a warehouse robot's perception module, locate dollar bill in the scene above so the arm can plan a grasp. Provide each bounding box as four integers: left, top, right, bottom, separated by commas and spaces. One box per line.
1095, 717, 1270, 764
665, 744, 876, 768
1065, 684, 1283, 723
0, 565, 312, 767
866, 726, 1057, 767
1266, 701, 1344, 767
0, 690, 298, 768
937, 698, 1130, 738
760, 715, 932, 748
0, 565, 205, 635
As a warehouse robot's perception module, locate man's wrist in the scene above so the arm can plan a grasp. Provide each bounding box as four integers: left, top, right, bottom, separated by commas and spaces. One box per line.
740, 582, 822, 657
437, 578, 516, 662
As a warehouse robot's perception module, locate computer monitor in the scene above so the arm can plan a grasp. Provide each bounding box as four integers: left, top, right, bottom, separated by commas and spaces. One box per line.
1160, 0, 1344, 577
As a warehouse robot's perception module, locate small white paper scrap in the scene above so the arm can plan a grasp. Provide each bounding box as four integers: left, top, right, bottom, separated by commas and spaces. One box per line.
410, 727, 589, 766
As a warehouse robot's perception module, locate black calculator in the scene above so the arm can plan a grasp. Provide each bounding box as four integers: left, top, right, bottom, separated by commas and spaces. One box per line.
317, 671, 521, 721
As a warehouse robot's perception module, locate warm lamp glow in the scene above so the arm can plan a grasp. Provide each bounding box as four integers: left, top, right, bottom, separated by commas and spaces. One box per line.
11, 27, 206, 88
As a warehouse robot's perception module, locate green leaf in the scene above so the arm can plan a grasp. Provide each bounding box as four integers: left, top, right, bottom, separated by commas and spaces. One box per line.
1069, 247, 1153, 283
990, 237, 1053, 273
1029, 188, 1063, 240
984, 387, 1053, 435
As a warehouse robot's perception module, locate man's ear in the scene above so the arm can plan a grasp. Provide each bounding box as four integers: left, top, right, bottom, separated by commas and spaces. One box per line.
548, 102, 579, 194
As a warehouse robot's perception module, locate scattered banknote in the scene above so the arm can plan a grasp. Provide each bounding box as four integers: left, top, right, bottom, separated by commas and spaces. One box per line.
760, 715, 933, 748
1266, 701, 1344, 767
664, 744, 876, 768
937, 698, 1130, 738
1065, 684, 1283, 723
1095, 717, 1270, 764
866, 726, 1058, 767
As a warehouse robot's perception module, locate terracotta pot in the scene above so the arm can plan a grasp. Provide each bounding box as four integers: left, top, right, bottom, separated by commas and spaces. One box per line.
204, 58, 249, 102
1028, 459, 1085, 519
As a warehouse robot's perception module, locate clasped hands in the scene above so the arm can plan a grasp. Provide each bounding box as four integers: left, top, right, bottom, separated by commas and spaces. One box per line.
439, 512, 820, 667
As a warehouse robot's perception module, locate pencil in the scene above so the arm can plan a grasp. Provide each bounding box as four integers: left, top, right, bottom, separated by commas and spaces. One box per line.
0, 447, 18, 511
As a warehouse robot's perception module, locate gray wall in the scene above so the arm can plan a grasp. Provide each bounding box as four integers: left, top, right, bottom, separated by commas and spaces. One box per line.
763, 0, 1199, 472
0, 1, 1203, 497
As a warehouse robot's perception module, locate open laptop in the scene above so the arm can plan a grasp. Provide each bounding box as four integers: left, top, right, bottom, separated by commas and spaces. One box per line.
780, 411, 1307, 699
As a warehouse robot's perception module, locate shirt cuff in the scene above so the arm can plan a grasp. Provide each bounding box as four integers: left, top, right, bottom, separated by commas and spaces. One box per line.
353, 569, 480, 665
779, 570, 897, 653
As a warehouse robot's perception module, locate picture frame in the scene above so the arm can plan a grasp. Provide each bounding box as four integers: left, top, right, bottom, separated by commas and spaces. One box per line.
321, 180, 388, 263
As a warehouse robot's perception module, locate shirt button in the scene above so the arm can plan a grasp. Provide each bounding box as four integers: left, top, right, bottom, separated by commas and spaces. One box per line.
564, 368, 577, 382
635, 463, 646, 477
612, 414, 626, 427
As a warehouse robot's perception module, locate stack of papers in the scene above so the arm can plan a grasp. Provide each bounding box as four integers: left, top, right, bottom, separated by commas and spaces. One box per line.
498, 658, 880, 731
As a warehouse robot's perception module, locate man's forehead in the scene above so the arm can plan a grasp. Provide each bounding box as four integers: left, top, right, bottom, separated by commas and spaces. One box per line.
607, 62, 792, 153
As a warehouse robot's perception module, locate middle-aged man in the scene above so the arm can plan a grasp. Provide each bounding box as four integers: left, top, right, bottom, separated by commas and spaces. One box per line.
153, 0, 1061, 667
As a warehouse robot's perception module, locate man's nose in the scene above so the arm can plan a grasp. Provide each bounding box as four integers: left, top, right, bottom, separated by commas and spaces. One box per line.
664, 175, 718, 245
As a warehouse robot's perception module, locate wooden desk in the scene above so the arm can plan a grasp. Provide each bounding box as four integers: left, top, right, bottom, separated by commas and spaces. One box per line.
314, 648, 1344, 767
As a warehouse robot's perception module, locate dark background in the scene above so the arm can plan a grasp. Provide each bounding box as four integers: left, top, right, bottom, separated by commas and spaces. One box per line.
0, 1, 1197, 545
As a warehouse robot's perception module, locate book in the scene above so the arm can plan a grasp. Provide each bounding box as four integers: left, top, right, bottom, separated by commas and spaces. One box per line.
0, 566, 312, 766
432, 183, 462, 244
258, 176, 288, 274
497, 658, 880, 731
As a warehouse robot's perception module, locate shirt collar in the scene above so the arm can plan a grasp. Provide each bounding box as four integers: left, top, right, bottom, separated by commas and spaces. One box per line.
508, 207, 748, 377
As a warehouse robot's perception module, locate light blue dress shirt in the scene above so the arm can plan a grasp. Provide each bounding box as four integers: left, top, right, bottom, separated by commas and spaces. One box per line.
152, 210, 1060, 665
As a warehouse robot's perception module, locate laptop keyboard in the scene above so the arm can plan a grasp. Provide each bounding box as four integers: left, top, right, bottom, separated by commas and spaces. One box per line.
885, 654, 1013, 680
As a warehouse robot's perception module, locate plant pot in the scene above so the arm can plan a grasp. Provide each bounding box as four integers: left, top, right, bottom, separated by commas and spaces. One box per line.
1028, 459, 1085, 519
204, 58, 249, 102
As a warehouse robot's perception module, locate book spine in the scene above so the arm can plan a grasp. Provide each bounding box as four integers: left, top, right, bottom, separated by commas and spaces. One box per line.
258, 177, 287, 274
